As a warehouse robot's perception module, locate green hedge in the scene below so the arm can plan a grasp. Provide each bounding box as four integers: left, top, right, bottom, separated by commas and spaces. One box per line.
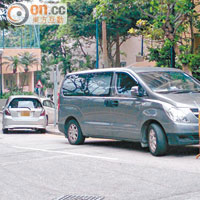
0, 91, 34, 99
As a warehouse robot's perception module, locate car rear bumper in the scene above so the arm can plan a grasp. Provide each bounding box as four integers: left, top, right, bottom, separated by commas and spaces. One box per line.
3, 116, 46, 129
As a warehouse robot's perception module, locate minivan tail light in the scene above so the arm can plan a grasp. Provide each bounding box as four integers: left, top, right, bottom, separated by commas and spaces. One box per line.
5, 109, 11, 116
40, 109, 45, 116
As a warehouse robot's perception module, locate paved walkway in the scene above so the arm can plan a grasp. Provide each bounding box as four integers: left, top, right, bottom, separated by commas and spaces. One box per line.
46, 124, 63, 135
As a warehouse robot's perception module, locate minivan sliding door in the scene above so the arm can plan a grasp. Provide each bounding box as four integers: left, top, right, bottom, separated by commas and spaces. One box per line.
81, 72, 114, 138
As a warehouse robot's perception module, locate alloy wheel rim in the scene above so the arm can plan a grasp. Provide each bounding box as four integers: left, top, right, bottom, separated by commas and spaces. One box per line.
68, 124, 78, 142
149, 129, 157, 153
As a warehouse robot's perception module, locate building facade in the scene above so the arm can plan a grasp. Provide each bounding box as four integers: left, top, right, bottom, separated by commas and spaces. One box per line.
0, 26, 41, 93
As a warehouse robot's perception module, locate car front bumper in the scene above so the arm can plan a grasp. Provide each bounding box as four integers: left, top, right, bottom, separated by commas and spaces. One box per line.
167, 132, 199, 145
164, 122, 199, 145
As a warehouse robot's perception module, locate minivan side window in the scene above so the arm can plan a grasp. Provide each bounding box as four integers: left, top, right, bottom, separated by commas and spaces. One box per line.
116, 72, 138, 96
87, 72, 113, 96
62, 72, 113, 97
62, 74, 87, 96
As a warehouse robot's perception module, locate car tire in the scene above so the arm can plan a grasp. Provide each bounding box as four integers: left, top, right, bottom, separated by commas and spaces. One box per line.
2, 129, 8, 134
148, 123, 168, 156
40, 129, 46, 133
66, 119, 85, 145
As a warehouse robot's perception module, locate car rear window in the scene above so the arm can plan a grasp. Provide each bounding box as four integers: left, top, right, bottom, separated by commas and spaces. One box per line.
9, 98, 42, 109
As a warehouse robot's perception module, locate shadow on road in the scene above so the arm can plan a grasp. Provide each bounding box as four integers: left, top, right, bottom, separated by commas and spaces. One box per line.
85, 140, 148, 153
168, 145, 199, 157
2, 130, 45, 135
85, 139, 199, 157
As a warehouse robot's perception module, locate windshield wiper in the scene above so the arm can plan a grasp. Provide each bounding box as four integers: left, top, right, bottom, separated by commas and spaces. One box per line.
172, 90, 200, 94
156, 90, 191, 94
171, 90, 192, 94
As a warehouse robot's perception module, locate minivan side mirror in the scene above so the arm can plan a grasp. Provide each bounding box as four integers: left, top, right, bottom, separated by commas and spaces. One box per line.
2, 106, 4, 110
131, 86, 139, 97
131, 86, 147, 97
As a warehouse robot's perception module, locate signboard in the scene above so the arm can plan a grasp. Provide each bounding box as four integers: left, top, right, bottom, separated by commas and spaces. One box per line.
36, 80, 43, 88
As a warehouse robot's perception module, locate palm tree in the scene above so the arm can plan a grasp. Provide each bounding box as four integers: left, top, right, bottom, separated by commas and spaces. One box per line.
18, 52, 39, 72
3, 55, 19, 73
18, 52, 39, 90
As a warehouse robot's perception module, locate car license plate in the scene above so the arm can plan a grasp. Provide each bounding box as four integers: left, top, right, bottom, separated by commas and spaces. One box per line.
21, 111, 30, 117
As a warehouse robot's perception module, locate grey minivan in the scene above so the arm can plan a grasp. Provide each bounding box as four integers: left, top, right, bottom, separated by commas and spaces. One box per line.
58, 67, 200, 156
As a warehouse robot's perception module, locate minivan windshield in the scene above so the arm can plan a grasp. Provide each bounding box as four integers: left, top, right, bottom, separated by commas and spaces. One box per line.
138, 71, 200, 93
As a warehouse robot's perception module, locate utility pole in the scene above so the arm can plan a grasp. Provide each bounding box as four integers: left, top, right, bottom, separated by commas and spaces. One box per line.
53, 65, 58, 128
102, 20, 109, 68
141, 35, 144, 57
0, 49, 3, 98
96, 19, 99, 69
93, 8, 99, 69
171, 4, 175, 68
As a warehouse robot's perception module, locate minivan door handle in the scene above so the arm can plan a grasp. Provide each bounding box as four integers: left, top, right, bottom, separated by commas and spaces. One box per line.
104, 100, 119, 107
110, 100, 119, 107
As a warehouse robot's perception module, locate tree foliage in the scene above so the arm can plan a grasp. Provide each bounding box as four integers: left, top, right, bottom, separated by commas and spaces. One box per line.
95, 0, 142, 66
3, 55, 20, 73
129, 0, 200, 75
0, 0, 21, 29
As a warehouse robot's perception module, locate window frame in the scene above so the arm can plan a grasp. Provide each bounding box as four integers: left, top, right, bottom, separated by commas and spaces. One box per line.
114, 72, 139, 97
49, 101, 55, 108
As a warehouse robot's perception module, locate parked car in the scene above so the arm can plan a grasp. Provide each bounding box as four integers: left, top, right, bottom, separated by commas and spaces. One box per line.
2, 95, 47, 133
58, 67, 200, 156
40, 98, 56, 125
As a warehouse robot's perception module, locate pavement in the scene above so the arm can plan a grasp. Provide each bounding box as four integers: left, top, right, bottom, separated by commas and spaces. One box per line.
2, 111, 200, 199
46, 124, 63, 135
1, 130, 200, 200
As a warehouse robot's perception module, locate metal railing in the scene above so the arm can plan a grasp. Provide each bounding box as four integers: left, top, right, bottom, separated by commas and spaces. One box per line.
0, 25, 40, 49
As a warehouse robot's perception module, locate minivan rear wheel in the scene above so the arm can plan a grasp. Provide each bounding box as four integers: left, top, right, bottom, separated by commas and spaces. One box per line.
66, 119, 85, 145
148, 123, 168, 156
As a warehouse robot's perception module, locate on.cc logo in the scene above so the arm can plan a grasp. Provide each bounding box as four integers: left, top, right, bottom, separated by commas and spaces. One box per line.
7, 3, 29, 26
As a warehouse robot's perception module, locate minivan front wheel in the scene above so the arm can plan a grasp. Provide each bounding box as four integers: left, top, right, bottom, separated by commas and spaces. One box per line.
148, 123, 168, 156
66, 119, 85, 145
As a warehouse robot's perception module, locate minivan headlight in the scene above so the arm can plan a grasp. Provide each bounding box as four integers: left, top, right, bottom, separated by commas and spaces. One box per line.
163, 106, 190, 123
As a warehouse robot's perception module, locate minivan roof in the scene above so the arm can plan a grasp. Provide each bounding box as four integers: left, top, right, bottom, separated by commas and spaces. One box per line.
66, 66, 182, 76
127, 66, 182, 73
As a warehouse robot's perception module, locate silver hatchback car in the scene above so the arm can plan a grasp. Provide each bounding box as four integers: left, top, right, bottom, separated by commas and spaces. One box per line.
2, 95, 47, 133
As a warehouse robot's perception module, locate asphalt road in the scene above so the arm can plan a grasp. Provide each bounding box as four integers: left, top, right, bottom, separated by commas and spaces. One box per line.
1, 117, 200, 200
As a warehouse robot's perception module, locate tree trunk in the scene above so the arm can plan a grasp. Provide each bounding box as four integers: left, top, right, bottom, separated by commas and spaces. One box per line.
189, 16, 194, 54
115, 33, 121, 67
182, 64, 192, 75
102, 20, 110, 68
